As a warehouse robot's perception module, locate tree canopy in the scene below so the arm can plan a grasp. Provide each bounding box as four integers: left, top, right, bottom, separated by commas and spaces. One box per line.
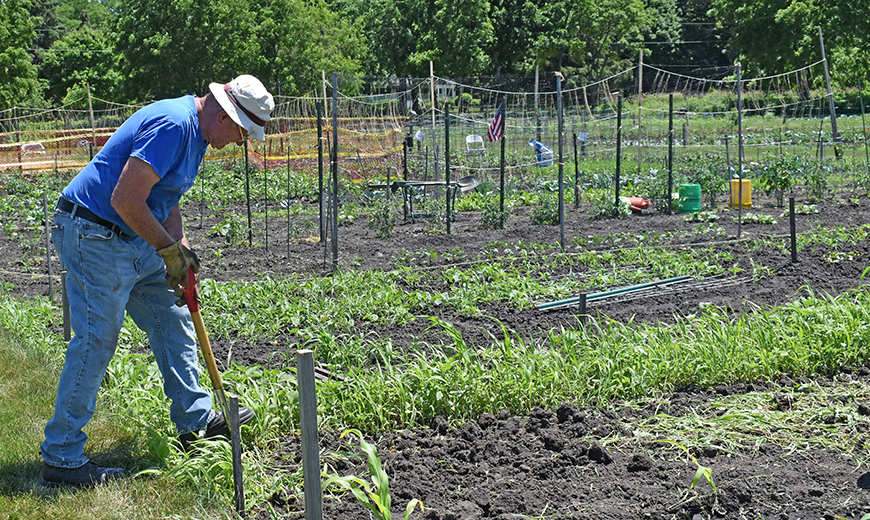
1, 0, 43, 109
709, 0, 870, 87
2, 0, 867, 109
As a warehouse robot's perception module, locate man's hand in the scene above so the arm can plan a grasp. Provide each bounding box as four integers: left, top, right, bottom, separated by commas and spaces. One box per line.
157, 241, 200, 297
176, 273, 201, 307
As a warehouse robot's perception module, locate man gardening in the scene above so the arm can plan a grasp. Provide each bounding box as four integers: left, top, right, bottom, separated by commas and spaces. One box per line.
41, 75, 274, 488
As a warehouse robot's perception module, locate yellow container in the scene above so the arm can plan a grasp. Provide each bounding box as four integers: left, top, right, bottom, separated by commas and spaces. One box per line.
730, 179, 752, 208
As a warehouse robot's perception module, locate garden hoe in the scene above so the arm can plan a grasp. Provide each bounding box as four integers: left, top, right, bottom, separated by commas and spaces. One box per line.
183, 266, 231, 421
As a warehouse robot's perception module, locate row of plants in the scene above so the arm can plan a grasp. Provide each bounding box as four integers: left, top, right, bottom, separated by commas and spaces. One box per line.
1, 143, 867, 250
3, 259, 870, 517
196, 242, 734, 343
1, 159, 869, 518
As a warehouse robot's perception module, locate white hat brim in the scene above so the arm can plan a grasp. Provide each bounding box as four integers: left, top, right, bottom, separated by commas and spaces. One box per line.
209, 82, 266, 141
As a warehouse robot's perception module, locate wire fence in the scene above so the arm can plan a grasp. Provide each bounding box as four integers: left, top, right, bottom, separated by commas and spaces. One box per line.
1, 62, 867, 186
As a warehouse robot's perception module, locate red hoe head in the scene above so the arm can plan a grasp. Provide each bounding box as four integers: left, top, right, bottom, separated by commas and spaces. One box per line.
183, 266, 200, 312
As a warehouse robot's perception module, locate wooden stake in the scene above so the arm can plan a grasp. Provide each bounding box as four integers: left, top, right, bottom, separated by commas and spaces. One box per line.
297, 349, 323, 520
230, 395, 245, 517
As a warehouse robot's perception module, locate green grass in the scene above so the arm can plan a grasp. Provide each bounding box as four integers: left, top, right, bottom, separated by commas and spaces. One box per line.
307, 287, 870, 432
0, 296, 239, 520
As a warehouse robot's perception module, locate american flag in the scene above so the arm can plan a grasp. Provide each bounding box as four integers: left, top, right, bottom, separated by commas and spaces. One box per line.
487, 99, 505, 142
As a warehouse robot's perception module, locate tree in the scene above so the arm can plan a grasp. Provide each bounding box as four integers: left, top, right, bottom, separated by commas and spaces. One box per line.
43, 25, 123, 105
253, 0, 369, 96
0, 0, 44, 109
487, 0, 543, 74
333, 0, 494, 77
113, 0, 259, 101
330, 0, 415, 76
112, 0, 366, 101
646, 0, 734, 74
533, 0, 680, 84
408, 0, 494, 76
56, 0, 116, 30
28, 0, 66, 70
708, 0, 870, 86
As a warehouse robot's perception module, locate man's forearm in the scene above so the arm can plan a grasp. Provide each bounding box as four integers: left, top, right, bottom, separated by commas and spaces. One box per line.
116, 199, 176, 249
111, 156, 180, 250
162, 205, 185, 244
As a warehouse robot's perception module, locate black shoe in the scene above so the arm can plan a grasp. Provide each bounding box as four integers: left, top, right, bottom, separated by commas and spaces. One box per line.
178, 407, 255, 452
42, 461, 125, 488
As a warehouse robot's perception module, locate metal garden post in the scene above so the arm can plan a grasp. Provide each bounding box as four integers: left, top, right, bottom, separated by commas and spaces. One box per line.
317, 101, 325, 243
556, 72, 565, 252
445, 101, 451, 234
668, 94, 674, 214
614, 94, 622, 218
331, 73, 339, 271
737, 63, 744, 238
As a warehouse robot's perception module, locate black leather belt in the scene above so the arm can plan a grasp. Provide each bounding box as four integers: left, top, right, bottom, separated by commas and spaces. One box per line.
56, 197, 127, 236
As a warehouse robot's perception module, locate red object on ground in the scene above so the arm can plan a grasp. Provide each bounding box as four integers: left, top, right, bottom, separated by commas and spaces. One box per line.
625, 197, 650, 214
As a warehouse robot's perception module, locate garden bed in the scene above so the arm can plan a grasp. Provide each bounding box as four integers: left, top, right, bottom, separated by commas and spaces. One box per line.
191, 194, 868, 367
1, 185, 869, 519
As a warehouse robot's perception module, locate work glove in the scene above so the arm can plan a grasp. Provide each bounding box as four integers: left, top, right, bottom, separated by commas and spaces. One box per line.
156, 241, 200, 298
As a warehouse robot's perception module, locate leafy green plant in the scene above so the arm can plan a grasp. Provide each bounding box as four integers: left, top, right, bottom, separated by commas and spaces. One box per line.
804, 162, 831, 201
735, 212, 777, 224
756, 154, 803, 206
208, 213, 247, 245
480, 202, 511, 229
852, 161, 870, 195
325, 429, 423, 520
783, 204, 818, 216
368, 198, 401, 238
586, 189, 631, 220
530, 195, 559, 225
338, 211, 355, 226
682, 210, 719, 222
681, 153, 727, 208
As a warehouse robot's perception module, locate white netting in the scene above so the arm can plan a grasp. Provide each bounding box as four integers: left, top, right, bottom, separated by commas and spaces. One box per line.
0, 61, 852, 184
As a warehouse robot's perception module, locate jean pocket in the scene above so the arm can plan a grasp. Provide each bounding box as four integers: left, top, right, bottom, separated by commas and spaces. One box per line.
80, 222, 113, 241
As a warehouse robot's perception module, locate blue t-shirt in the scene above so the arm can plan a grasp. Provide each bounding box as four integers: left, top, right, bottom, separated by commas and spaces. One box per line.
62, 95, 207, 236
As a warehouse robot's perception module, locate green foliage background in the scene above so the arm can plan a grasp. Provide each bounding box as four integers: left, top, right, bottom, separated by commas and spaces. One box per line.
2, 0, 868, 110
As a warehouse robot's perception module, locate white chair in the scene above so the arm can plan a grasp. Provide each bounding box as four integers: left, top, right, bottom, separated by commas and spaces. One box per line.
465, 134, 486, 156
21, 142, 46, 155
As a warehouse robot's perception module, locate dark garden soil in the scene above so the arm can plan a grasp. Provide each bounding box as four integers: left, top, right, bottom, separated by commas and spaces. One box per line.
2, 188, 870, 519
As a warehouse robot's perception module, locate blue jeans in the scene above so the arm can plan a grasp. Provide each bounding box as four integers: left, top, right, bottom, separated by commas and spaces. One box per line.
42, 210, 212, 468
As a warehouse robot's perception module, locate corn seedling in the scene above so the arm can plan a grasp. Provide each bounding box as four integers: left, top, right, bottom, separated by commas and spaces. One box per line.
654, 440, 717, 496
324, 429, 423, 520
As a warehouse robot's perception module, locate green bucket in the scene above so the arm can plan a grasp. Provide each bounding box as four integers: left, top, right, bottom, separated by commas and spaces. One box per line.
677, 183, 702, 213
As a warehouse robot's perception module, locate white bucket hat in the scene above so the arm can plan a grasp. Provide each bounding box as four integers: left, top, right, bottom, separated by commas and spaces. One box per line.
209, 75, 274, 141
